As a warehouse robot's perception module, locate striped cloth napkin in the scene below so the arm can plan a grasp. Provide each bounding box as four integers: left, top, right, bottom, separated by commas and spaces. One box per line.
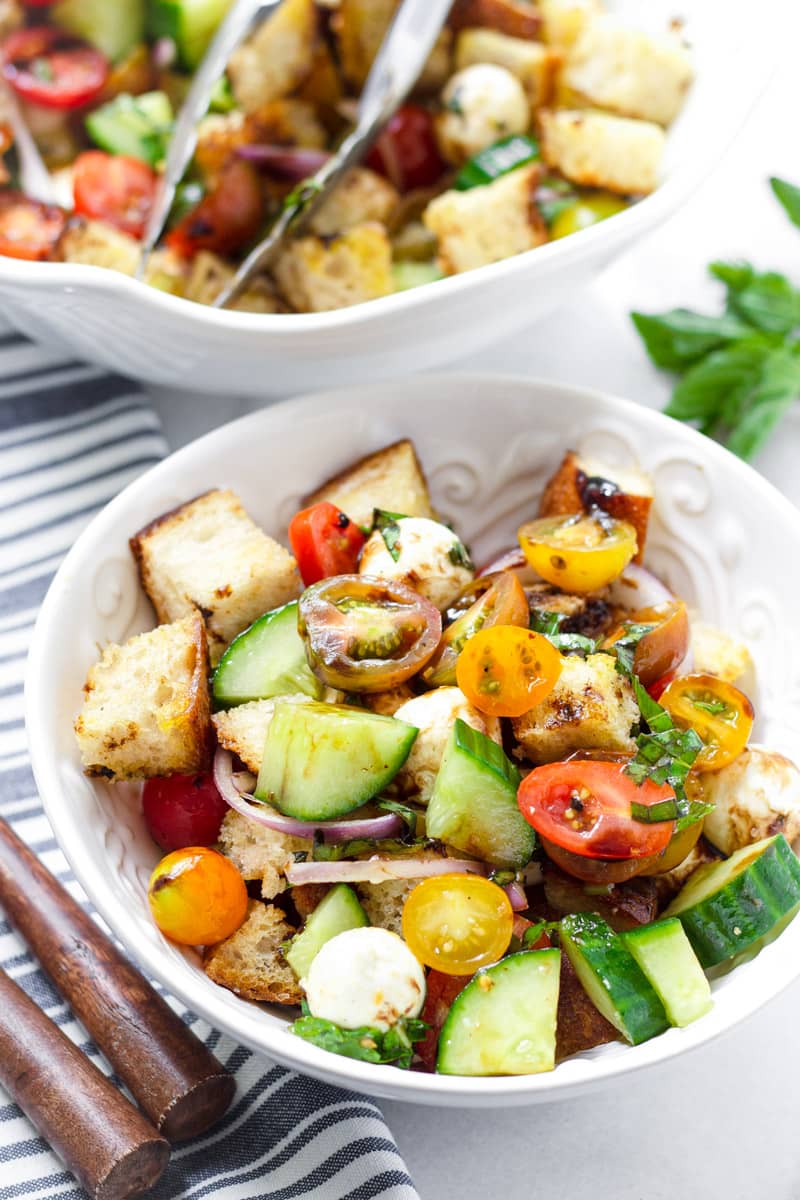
0, 326, 419, 1200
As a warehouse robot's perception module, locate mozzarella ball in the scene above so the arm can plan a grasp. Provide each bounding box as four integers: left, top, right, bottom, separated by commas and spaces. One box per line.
393, 686, 501, 805
436, 64, 530, 165
304, 927, 426, 1031
701, 746, 800, 856
359, 516, 474, 610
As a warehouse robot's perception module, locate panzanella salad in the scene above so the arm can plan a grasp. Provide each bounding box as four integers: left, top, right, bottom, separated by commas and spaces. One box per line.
75, 439, 800, 1077
0, 0, 692, 311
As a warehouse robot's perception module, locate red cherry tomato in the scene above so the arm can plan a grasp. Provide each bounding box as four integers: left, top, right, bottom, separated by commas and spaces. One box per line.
73, 151, 157, 237
2, 26, 108, 109
517, 760, 675, 861
416, 970, 472, 1071
0, 191, 65, 260
288, 502, 366, 586
366, 103, 445, 192
648, 667, 678, 702
166, 159, 264, 258
142, 773, 229, 852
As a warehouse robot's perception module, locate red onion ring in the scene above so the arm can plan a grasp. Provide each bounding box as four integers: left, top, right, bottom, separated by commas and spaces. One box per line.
213, 749, 403, 843
235, 145, 330, 180
608, 563, 674, 610
503, 881, 528, 911
286, 857, 488, 886
152, 37, 177, 69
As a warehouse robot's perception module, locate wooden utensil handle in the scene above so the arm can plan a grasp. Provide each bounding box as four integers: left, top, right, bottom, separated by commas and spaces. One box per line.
0, 967, 169, 1199
0, 818, 235, 1141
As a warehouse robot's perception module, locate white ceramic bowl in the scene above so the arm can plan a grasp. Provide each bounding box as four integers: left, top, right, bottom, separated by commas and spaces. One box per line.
26, 374, 800, 1106
0, 0, 775, 397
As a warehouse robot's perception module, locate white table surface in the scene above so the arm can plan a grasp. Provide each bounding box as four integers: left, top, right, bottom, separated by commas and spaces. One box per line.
149, 51, 800, 1200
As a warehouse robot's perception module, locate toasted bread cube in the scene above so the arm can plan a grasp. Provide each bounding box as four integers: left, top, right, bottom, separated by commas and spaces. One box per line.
449, 0, 542, 39
539, 109, 664, 195
0, 0, 22, 38
512, 652, 637, 762
213, 695, 312, 773
130, 490, 301, 665
218, 809, 310, 899
228, 0, 317, 112
183, 251, 281, 313
423, 163, 546, 275
55, 218, 141, 275
309, 167, 399, 237
363, 685, 416, 717
74, 614, 210, 780
538, 0, 602, 47
194, 111, 250, 187
204, 901, 302, 1003
333, 0, 451, 92
356, 851, 451, 935
143, 248, 187, 297
563, 16, 693, 126
690, 619, 755, 689
304, 438, 434, 528
455, 28, 560, 108
539, 449, 653, 561
274, 222, 393, 313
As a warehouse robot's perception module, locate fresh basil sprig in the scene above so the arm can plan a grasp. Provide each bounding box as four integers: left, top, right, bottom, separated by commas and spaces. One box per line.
631, 176, 800, 460
290, 1010, 428, 1069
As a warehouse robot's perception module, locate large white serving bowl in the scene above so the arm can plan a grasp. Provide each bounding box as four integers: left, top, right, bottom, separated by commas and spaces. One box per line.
0, 0, 776, 397
26, 375, 800, 1105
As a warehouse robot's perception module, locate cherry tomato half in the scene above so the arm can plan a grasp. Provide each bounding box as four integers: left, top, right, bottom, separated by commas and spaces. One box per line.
456, 625, 562, 718
366, 103, 446, 192
2, 26, 108, 110
166, 158, 264, 258
541, 836, 656, 883
603, 602, 690, 687
638, 817, 704, 876
73, 151, 157, 238
148, 846, 248, 946
423, 570, 529, 687
0, 190, 65, 260
142, 773, 229, 852
518, 512, 637, 593
659, 673, 754, 772
518, 760, 675, 860
416, 969, 472, 1070
288, 502, 366, 587
402, 875, 513, 975
297, 574, 441, 692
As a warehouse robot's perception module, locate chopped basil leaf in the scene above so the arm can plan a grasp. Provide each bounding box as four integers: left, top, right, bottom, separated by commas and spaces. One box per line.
311, 835, 435, 862
376, 798, 420, 836
674, 799, 716, 832
488, 869, 516, 887
448, 539, 474, 570
530, 610, 599, 656
631, 798, 682, 823
291, 1014, 428, 1069
455, 134, 540, 191
692, 697, 728, 715
522, 921, 546, 947
609, 622, 655, 676
372, 509, 407, 563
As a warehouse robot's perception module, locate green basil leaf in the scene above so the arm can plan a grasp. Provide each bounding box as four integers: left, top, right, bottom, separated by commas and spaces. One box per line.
530, 610, 567, 638
665, 341, 771, 422
290, 1015, 428, 1068
454, 134, 540, 191
630, 798, 682, 823
728, 272, 800, 335
770, 176, 800, 229
708, 260, 755, 293
674, 799, 716, 833
630, 309, 751, 370
372, 509, 408, 562
725, 347, 800, 460
448, 539, 474, 570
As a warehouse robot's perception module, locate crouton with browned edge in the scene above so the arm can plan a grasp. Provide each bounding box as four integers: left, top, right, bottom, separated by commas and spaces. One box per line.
204, 901, 302, 1004
303, 439, 435, 529
539, 449, 654, 562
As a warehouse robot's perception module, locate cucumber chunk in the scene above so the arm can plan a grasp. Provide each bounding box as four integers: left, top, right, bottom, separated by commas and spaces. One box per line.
285, 884, 369, 981
86, 92, 173, 166
213, 602, 323, 706
559, 913, 669, 1045
623, 919, 712, 1028
53, 0, 145, 61
149, 0, 233, 69
426, 719, 535, 869
664, 834, 800, 967
256, 700, 418, 820
437, 950, 561, 1076
391, 262, 443, 292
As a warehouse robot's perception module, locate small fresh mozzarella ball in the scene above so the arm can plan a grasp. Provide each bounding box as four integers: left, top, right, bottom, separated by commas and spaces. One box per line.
701, 746, 800, 856
393, 686, 501, 805
359, 516, 473, 610
436, 64, 530, 165
304, 927, 426, 1030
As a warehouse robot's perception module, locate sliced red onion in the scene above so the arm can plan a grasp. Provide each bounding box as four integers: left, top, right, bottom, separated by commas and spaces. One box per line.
286, 857, 487, 886
608, 563, 674, 611
152, 36, 177, 69
213, 749, 403, 842
476, 546, 539, 585
503, 881, 528, 911
520, 861, 543, 887
235, 145, 330, 180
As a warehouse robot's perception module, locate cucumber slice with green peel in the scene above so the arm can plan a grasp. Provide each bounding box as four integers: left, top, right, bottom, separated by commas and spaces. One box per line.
391, 262, 443, 292
149, 0, 234, 69
213, 602, 323, 706
52, 0, 145, 61
256, 701, 418, 820
436, 950, 561, 1076
663, 834, 800, 968
559, 913, 669, 1045
85, 92, 173, 166
285, 884, 369, 981
426, 719, 535, 869
622, 919, 712, 1028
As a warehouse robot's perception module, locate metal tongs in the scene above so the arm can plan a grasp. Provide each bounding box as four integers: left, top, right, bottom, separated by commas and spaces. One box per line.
139, 0, 453, 306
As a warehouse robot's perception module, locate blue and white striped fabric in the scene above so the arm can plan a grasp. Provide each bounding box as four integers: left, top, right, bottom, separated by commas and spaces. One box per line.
0, 326, 420, 1200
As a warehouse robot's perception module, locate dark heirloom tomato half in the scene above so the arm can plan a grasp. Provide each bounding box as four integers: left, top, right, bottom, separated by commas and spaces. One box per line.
297, 574, 441, 692
659, 673, 754, 772
517, 760, 675, 861
288, 502, 366, 586
603, 601, 690, 687
423, 570, 529, 687
2, 26, 108, 109
166, 159, 264, 258
73, 151, 157, 237
0, 191, 65, 260
365, 103, 445, 192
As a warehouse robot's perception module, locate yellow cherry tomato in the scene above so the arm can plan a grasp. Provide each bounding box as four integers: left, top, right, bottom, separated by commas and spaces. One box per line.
550, 191, 628, 240
518, 512, 637, 593
401, 875, 514, 975
455, 625, 563, 718
148, 846, 248, 946
659, 673, 754, 772
638, 817, 704, 876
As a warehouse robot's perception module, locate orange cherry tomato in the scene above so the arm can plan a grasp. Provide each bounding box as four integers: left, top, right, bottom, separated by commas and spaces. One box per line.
659, 673, 754, 772
518, 512, 637, 593
603, 602, 690, 687
423, 570, 529, 687
148, 846, 248, 946
402, 875, 513, 976
455, 625, 562, 718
